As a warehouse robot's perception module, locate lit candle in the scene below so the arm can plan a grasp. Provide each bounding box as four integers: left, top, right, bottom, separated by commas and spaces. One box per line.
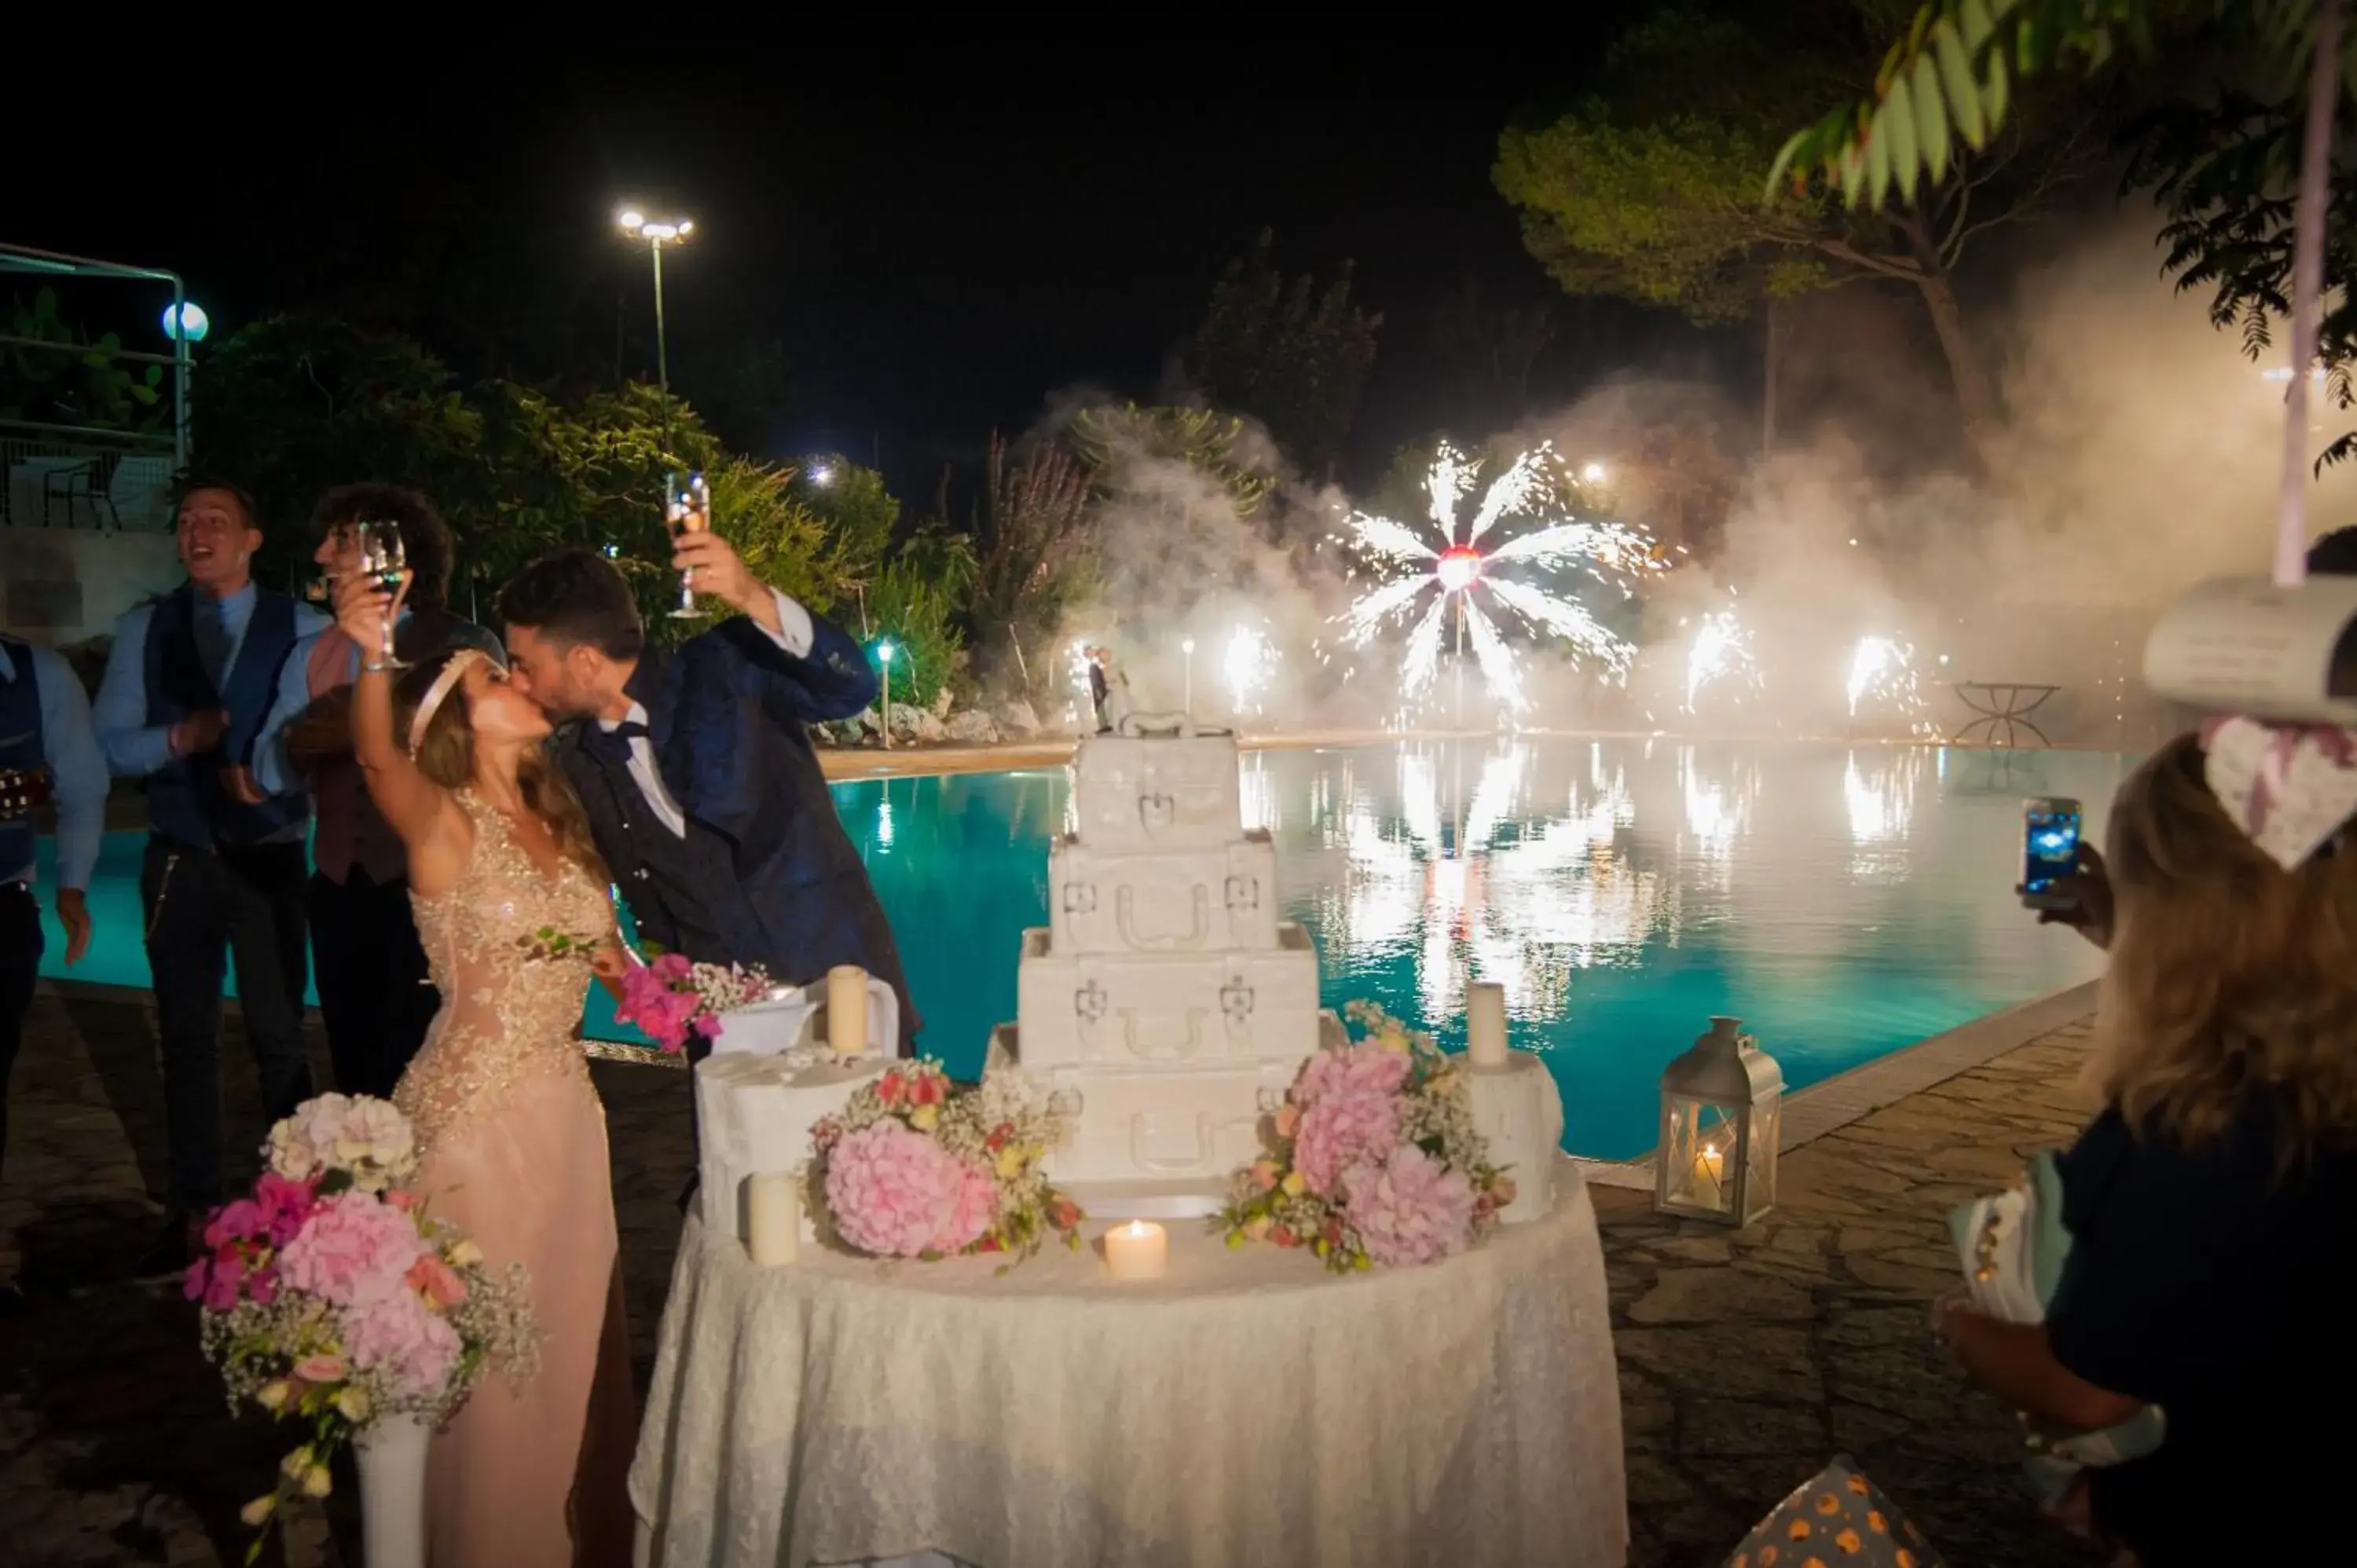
746, 1171, 801, 1266
1466, 981, 1509, 1068
1102, 1219, 1168, 1282
827, 965, 869, 1056
1692, 1143, 1726, 1206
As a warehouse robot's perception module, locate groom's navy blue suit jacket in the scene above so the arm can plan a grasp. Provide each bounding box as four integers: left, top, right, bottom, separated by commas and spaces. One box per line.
559, 607, 918, 1051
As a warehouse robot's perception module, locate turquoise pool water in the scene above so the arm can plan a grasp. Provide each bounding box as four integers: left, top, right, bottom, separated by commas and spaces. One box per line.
31, 739, 2117, 1160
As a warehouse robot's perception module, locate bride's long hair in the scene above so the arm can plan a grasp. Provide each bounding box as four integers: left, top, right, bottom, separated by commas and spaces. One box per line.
390, 650, 609, 880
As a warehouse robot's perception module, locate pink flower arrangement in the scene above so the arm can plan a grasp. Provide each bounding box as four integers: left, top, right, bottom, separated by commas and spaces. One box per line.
808, 1058, 1083, 1266
823, 1121, 995, 1257
615, 952, 772, 1053
190, 1094, 540, 1556
1344, 1146, 1479, 1267
1291, 1046, 1411, 1192
1221, 1000, 1512, 1273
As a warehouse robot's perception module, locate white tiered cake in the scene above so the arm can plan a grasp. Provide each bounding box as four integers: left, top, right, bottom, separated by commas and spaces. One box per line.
984, 715, 1338, 1218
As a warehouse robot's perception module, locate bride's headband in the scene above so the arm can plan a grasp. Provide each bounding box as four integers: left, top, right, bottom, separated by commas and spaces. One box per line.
407, 648, 491, 755
2201, 714, 2357, 870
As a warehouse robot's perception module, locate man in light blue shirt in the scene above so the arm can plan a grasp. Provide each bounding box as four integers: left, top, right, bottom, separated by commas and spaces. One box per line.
0, 632, 105, 1312
93, 478, 328, 1275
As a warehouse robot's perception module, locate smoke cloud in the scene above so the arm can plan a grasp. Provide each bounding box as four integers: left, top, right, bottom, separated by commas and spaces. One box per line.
1027, 211, 2353, 745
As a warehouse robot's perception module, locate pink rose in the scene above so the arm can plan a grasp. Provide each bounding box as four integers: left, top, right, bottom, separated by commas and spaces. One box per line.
691, 1013, 723, 1040
293, 1354, 346, 1383
1250, 1160, 1280, 1192
405, 1254, 468, 1309
1274, 1102, 1301, 1139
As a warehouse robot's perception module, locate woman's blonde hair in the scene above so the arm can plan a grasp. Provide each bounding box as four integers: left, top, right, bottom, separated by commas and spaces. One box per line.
2095, 731, 2357, 1162
390, 650, 608, 881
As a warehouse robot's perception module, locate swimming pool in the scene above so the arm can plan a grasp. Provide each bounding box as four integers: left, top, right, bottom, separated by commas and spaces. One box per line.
32, 738, 2115, 1160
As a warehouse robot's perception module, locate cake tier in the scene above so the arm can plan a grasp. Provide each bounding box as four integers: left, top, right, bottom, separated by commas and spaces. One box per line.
1015, 923, 1321, 1068
1069, 722, 1244, 851
987, 1014, 1343, 1202
694, 1050, 889, 1249
1047, 833, 1280, 954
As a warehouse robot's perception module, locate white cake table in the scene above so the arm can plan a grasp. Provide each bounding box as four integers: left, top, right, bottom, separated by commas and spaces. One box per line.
628, 1156, 1626, 1568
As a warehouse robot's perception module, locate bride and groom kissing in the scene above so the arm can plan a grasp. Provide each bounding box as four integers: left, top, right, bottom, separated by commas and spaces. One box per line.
329, 522, 913, 1566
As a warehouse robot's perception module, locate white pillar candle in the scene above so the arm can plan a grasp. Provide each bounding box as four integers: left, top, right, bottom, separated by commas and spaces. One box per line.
1467, 980, 1510, 1068
746, 1171, 801, 1266
827, 965, 869, 1056
1102, 1219, 1168, 1281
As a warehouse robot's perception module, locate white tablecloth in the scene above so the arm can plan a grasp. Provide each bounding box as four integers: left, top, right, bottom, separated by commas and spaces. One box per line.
629, 1158, 1626, 1568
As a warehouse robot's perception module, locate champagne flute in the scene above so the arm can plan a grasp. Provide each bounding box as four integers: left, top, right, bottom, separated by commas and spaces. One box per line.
665, 470, 709, 619
357, 520, 410, 669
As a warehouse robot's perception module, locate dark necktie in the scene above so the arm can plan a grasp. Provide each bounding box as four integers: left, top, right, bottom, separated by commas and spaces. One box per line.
581, 720, 651, 768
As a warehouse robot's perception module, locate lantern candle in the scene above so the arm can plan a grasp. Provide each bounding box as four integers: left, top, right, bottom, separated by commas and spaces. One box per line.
827, 965, 869, 1056
746, 1171, 801, 1266
1692, 1143, 1726, 1206
1466, 980, 1509, 1068
1103, 1219, 1168, 1281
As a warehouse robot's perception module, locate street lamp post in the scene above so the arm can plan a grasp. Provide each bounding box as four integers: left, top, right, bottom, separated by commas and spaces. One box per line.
1181, 636, 1195, 716
616, 209, 695, 456
878, 639, 898, 749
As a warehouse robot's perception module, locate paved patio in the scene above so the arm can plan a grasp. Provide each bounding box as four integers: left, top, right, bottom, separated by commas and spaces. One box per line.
0, 984, 2106, 1566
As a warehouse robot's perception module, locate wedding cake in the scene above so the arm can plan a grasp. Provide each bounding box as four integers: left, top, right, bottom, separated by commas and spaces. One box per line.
984, 715, 1337, 1218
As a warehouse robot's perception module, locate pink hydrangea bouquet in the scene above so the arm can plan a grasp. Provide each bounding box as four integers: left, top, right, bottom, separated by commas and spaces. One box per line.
615, 951, 773, 1053
188, 1094, 539, 1558
810, 1060, 1084, 1267
1221, 1000, 1514, 1273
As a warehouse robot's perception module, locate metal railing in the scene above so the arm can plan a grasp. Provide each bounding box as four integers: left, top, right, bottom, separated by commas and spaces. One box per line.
0, 431, 176, 531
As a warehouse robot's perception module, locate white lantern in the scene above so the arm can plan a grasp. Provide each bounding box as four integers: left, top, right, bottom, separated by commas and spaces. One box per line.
1654, 1016, 1783, 1225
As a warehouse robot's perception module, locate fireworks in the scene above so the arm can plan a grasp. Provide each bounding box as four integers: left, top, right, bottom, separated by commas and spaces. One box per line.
1333, 441, 1661, 714
1682, 610, 1762, 715
1224, 625, 1277, 715
1845, 636, 1934, 733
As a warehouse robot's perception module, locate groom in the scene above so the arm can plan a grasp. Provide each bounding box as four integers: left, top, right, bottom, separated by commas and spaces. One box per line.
497, 536, 918, 1057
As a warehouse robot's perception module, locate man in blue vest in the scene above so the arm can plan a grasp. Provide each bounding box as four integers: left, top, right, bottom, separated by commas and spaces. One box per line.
0, 632, 106, 1312
93, 479, 329, 1273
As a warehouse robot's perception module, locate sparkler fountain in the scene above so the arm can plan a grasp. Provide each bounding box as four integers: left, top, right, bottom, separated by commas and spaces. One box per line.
1333, 441, 1662, 729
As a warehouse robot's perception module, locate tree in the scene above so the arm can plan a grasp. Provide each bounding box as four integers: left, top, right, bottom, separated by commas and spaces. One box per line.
1184, 230, 1382, 478
968, 433, 1095, 692
1428, 280, 1557, 431
1068, 402, 1276, 522
1495, 3, 2100, 460
189, 316, 878, 646
1774, 2, 2357, 455
0, 289, 167, 434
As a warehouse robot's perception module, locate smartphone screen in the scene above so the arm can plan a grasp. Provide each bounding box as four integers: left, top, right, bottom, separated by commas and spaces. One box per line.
2023, 798, 2081, 898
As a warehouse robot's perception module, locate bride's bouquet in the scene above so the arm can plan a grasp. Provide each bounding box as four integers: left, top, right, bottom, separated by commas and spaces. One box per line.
186, 1094, 539, 1559
616, 951, 775, 1053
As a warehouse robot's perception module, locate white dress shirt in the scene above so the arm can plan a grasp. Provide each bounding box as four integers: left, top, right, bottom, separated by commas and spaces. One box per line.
598, 588, 815, 837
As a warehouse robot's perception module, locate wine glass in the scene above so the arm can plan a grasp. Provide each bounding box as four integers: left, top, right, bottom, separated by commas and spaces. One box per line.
357, 520, 409, 669
665, 470, 709, 619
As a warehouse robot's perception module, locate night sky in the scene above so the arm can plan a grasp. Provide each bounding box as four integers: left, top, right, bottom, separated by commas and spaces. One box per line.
18, 38, 1711, 499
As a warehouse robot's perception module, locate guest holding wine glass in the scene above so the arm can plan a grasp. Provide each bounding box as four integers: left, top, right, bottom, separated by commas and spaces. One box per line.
252, 486, 504, 1100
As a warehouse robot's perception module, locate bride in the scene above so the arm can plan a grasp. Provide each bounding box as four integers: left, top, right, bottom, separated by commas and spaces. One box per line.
337, 573, 635, 1566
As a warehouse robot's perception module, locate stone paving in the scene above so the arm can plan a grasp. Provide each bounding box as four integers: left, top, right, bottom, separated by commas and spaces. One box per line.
0, 983, 2106, 1567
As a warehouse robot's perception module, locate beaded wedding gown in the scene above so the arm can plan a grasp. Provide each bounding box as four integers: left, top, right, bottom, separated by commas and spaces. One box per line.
395, 791, 636, 1568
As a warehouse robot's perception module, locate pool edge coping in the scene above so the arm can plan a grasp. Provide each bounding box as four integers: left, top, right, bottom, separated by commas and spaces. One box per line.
1571, 978, 2100, 1192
